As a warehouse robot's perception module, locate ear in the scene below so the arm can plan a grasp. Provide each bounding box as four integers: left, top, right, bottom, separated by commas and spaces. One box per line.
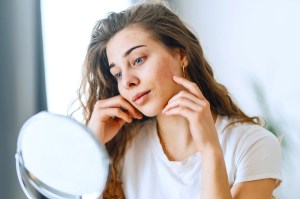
173, 48, 188, 68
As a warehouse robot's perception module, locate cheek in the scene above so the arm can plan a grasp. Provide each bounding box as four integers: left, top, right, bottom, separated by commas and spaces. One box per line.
117, 85, 129, 101
155, 57, 180, 80
154, 70, 171, 83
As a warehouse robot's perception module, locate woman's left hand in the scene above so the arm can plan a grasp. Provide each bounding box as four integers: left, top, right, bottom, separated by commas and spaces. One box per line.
162, 76, 221, 153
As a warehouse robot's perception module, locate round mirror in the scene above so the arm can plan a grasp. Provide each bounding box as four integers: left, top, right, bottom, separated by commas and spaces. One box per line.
15, 111, 109, 199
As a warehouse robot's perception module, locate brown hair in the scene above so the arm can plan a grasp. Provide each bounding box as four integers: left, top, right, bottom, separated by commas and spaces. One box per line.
79, 3, 258, 198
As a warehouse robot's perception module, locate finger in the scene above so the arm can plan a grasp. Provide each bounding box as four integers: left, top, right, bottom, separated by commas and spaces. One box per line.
101, 107, 133, 123
115, 117, 126, 128
97, 96, 142, 119
163, 106, 194, 120
162, 97, 202, 114
118, 99, 143, 119
173, 76, 205, 99
168, 90, 206, 105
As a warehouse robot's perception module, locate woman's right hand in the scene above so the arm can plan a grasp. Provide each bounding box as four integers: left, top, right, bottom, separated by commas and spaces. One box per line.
87, 95, 143, 144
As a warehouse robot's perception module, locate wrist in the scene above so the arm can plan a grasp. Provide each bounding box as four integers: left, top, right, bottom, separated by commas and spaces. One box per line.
198, 143, 223, 159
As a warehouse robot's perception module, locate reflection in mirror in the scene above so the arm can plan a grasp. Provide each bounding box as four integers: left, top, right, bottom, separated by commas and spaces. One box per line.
15, 111, 109, 199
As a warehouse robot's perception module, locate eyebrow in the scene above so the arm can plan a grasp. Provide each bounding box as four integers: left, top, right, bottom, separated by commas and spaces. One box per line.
109, 45, 146, 69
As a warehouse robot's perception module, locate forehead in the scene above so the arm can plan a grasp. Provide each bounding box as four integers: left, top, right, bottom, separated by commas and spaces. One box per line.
106, 26, 156, 60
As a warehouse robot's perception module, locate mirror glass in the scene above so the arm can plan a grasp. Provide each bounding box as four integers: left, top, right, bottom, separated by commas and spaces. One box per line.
15, 111, 109, 199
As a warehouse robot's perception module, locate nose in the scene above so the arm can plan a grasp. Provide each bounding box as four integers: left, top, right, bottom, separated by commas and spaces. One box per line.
121, 69, 139, 89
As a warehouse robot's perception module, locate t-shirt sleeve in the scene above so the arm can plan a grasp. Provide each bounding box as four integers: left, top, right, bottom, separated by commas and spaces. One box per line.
234, 128, 282, 185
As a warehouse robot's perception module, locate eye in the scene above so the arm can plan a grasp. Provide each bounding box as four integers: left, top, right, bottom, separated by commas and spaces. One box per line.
114, 72, 122, 80
134, 57, 144, 65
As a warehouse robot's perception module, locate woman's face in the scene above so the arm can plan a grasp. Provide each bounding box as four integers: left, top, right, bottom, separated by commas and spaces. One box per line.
106, 26, 187, 117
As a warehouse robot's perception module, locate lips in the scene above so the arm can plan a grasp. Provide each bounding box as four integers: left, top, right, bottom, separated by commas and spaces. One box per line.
132, 90, 151, 102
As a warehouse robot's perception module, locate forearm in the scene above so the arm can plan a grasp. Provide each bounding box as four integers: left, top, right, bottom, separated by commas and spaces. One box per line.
201, 146, 232, 199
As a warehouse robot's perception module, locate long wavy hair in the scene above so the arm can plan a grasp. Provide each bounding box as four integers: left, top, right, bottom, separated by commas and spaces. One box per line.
78, 3, 259, 198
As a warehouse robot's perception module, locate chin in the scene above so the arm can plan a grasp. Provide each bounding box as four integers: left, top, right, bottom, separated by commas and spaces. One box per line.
138, 104, 164, 117
139, 109, 158, 117
142, 112, 157, 118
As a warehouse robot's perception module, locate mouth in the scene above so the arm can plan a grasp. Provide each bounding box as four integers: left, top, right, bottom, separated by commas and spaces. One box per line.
132, 90, 151, 103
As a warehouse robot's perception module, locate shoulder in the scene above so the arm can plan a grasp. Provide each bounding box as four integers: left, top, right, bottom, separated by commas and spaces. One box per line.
216, 115, 281, 152
216, 115, 282, 184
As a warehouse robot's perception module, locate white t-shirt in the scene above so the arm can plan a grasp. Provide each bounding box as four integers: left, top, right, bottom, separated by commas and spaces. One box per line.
121, 115, 282, 199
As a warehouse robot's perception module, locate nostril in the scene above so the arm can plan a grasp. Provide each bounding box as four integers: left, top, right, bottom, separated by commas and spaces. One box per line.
129, 82, 136, 87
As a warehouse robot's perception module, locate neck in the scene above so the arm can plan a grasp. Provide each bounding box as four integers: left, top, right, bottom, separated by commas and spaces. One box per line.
156, 112, 217, 161
156, 114, 195, 161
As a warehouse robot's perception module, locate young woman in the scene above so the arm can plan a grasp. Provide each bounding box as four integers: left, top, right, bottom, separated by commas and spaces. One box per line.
79, 3, 282, 199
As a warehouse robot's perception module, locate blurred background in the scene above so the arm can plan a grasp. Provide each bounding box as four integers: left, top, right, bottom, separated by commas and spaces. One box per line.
0, 0, 299, 198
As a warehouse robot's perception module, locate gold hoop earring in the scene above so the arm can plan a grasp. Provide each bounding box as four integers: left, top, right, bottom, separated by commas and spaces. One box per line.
182, 66, 186, 78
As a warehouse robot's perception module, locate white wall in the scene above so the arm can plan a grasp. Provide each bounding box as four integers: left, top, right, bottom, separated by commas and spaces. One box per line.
42, 0, 130, 119
174, 0, 300, 198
